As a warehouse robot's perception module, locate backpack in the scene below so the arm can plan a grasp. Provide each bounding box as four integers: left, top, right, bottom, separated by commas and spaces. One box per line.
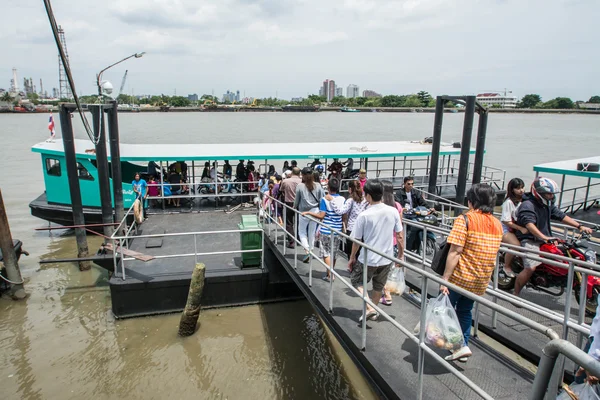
431, 215, 469, 275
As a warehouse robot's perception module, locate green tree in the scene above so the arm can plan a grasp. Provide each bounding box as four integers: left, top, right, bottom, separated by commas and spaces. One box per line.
416, 91, 433, 107
404, 95, 422, 108
589, 96, 600, 104
517, 94, 542, 108
330, 96, 346, 106
444, 100, 455, 108
355, 97, 368, 106
1, 92, 13, 103
307, 94, 326, 104
364, 98, 382, 107
381, 95, 406, 107
543, 97, 574, 109
169, 96, 191, 107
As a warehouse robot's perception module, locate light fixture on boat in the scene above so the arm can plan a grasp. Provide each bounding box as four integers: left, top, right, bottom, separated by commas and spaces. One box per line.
96, 51, 146, 100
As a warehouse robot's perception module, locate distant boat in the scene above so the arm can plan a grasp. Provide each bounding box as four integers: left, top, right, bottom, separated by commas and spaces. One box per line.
281, 105, 320, 112
340, 106, 360, 113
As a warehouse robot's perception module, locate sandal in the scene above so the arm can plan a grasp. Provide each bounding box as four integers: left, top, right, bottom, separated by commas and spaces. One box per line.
379, 296, 393, 306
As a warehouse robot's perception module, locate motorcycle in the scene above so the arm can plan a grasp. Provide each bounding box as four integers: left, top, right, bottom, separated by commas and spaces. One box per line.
497, 232, 600, 316
404, 206, 440, 258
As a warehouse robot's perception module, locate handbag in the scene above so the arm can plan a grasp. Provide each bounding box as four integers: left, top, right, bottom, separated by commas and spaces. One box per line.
431, 215, 469, 275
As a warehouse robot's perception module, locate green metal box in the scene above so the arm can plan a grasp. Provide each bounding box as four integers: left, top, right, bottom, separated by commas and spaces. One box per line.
238, 214, 262, 268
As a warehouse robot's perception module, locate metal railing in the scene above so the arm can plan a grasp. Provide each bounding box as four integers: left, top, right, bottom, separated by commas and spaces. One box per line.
261, 193, 600, 400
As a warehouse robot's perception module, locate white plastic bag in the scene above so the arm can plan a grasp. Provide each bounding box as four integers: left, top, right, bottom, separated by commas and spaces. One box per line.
424, 294, 464, 351
385, 267, 406, 295
558, 383, 600, 400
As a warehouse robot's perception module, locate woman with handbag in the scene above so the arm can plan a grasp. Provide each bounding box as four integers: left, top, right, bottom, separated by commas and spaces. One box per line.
294, 167, 325, 263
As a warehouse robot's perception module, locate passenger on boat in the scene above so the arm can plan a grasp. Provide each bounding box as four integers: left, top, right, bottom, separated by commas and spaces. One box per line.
132, 173, 148, 218
267, 165, 276, 179
247, 164, 258, 192
168, 168, 182, 207
381, 180, 404, 306
236, 160, 247, 182
280, 167, 302, 248
303, 178, 345, 282
262, 181, 276, 217
290, 160, 298, 169
209, 162, 218, 180
357, 169, 368, 189
348, 179, 403, 322
394, 176, 429, 210
147, 175, 160, 207
500, 178, 527, 278
326, 180, 368, 259
178, 161, 188, 181
513, 177, 593, 296
201, 162, 211, 180
439, 184, 503, 362
147, 161, 160, 178
282, 161, 290, 173
272, 175, 283, 224
327, 158, 343, 181
310, 158, 322, 169
222, 160, 232, 179
294, 167, 325, 262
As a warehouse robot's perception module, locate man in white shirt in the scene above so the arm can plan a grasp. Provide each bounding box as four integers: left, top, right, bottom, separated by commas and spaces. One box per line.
349, 179, 403, 321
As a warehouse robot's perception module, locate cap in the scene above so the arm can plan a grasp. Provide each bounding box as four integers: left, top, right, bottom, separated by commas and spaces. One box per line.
301, 167, 312, 175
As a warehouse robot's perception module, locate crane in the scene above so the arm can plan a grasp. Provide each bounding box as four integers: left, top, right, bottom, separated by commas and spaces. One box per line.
118, 70, 128, 97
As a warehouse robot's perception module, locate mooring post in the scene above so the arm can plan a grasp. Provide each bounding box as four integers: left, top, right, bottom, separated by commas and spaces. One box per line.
90, 105, 114, 238
107, 101, 124, 233
454, 96, 476, 210
59, 105, 91, 271
427, 96, 445, 195
0, 189, 26, 299
178, 263, 206, 336
472, 107, 488, 185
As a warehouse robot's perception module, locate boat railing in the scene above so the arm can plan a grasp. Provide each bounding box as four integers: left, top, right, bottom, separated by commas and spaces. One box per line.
449, 158, 506, 191
556, 180, 600, 214
144, 179, 260, 206
109, 227, 264, 281
261, 193, 600, 399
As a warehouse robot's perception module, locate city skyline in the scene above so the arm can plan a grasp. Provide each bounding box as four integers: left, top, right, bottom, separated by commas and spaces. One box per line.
1, 1, 598, 100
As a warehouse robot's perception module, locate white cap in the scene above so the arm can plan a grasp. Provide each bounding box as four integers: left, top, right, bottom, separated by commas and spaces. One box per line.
283, 170, 292, 177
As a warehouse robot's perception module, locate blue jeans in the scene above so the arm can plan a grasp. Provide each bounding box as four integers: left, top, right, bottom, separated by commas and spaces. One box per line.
448, 289, 475, 346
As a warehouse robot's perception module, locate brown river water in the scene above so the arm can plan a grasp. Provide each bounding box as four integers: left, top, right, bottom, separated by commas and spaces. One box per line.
0, 112, 598, 399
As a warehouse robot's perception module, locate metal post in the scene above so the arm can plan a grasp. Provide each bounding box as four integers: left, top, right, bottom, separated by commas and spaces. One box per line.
473, 302, 480, 337
427, 96, 445, 194
421, 226, 427, 268
584, 177, 591, 207
59, 105, 91, 271
119, 238, 126, 280
492, 253, 500, 328
282, 202, 287, 256
191, 160, 195, 208
472, 109, 488, 184
558, 175, 565, 208
90, 105, 114, 238
417, 275, 429, 400
0, 189, 25, 298
106, 101, 124, 231
160, 161, 165, 210
577, 272, 588, 349
194, 234, 198, 264
294, 212, 298, 270
329, 233, 334, 313
455, 96, 476, 209
261, 230, 265, 270
361, 247, 368, 351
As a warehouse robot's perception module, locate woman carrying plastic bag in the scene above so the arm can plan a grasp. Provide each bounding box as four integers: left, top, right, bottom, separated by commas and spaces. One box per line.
422, 293, 465, 352
557, 382, 600, 400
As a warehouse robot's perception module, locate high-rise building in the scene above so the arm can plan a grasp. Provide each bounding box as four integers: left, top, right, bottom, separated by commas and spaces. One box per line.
236, 90, 240, 102
363, 90, 382, 98
187, 94, 198, 101
347, 84, 359, 98
335, 87, 343, 97
322, 79, 336, 101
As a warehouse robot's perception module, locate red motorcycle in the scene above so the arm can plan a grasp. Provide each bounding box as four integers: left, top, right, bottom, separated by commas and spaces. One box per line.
498, 232, 600, 316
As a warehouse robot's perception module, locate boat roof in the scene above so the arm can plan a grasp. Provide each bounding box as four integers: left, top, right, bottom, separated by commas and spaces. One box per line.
534, 156, 600, 179
32, 139, 474, 162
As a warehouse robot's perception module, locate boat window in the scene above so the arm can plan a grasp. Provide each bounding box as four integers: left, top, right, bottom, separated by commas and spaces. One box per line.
77, 163, 94, 181
45, 158, 61, 177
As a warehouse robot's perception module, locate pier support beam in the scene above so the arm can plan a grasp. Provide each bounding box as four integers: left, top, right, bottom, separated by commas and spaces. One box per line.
455, 96, 476, 207
59, 105, 91, 271
106, 101, 124, 233
427, 97, 445, 195
178, 263, 206, 336
90, 105, 114, 238
0, 189, 26, 299
472, 109, 488, 185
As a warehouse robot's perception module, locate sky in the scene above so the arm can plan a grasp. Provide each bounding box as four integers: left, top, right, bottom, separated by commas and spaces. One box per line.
1, 0, 599, 101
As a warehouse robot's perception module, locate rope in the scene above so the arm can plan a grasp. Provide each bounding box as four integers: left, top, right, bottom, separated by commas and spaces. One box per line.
0, 273, 24, 285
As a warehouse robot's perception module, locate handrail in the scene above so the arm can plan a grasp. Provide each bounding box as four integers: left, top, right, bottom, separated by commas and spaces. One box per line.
262, 193, 565, 399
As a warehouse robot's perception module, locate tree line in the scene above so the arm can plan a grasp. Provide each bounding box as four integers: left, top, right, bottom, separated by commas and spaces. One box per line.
517, 94, 600, 109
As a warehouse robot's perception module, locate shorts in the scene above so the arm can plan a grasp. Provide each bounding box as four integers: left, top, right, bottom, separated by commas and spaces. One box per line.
351, 261, 392, 292
319, 234, 340, 259
521, 240, 542, 269
502, 224, 510, 234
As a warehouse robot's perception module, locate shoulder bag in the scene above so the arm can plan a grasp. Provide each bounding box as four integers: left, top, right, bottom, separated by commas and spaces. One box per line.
431, 214, 469, 275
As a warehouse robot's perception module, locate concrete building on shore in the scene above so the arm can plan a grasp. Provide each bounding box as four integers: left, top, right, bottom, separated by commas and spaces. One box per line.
363, 89, 381, 98
335, 87, 343, 97
476, 93, 517, 108
321, 79, 336, 101
347, 84, 359, 98
187, 93, 198, 102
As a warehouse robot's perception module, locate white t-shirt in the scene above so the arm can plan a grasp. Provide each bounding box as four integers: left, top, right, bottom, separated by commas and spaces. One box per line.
406, 191, 413, 208
351, 203, 403, 267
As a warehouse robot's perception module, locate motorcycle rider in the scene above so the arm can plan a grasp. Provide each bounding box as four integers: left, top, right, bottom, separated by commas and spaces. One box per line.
513, 177, 593, 296
394, 176, 431, 210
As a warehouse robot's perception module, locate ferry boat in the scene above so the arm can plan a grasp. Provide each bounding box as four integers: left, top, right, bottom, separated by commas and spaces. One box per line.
339, 106, 360, 112
28, 139, 506, 227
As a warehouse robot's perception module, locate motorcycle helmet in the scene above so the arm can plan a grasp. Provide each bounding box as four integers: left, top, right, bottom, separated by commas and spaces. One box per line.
531, 177, 560, 206
316, 164, 325, 173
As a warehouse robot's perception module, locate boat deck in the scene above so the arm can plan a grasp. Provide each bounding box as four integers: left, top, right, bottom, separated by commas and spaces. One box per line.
266, 237, 537, 400
108, 211, 301, 318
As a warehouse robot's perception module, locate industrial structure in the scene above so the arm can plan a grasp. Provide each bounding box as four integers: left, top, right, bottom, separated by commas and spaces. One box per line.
57, 26, 73, 99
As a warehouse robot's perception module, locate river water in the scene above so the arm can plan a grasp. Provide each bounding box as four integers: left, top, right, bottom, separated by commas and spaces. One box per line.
0, 112, 598, 399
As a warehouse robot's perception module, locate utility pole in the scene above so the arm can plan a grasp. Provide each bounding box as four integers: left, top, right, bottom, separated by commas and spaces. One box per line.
0, 189, 26, 299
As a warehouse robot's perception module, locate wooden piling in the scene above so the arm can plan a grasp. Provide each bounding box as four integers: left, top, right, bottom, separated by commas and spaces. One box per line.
0, 189, 26, 299
178, 263, 206, 337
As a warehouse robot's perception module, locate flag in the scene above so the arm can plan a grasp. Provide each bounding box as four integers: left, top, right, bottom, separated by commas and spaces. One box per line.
48, 113, 55, 139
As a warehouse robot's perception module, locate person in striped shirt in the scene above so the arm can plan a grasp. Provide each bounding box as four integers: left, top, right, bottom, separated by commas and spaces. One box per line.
303, 178, 345, 282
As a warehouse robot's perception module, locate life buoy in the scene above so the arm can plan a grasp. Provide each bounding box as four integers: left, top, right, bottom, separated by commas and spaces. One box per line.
577, 162, 600, 172
133, 199, 143, 224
